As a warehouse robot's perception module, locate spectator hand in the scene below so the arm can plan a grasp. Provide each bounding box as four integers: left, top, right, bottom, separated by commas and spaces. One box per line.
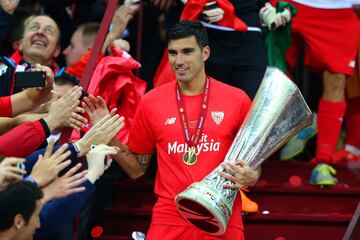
259, 3, 291, 30
29, 141, 72, 188
34, 63, 54, 91
62, 106, 87, 131
75, 114, 124, 156
273, 8, 291, 29
124, 0, 141, 13
218, 160, 261, 190
43, 85, 82, 132
42, 163, 87, 203
0, 157, 26, 190
112, 39, 130, 53
82, 95, 117, 126
202, 6, 224, 23
85, 144, 119, 183
111, 5, 134, 38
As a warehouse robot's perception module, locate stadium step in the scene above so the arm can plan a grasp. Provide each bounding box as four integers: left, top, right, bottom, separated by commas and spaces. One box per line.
103, 160, 360, 239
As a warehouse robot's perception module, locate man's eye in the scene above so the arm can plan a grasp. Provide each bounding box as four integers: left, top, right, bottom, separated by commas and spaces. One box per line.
183, 49, 193, 54
46, 28, 55, 35
29, 25, 38, 31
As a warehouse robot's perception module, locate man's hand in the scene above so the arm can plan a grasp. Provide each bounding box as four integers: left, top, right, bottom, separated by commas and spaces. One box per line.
75, 114, 124, 156
85, 144, 119, 183
43, 86, 83, 132
102, 5, 134, 53
0, 0, 20, 14
0, 157, 26, 190
29, 141, 72, 188
62, 106, 87, 131
219, 160, 261, 189
33, 63, 54, 91
259, 3, 292, 30
112, 39, 130, 53
202, 6, 224, 23
82, 95, 117, 126
42, 163, 87, 203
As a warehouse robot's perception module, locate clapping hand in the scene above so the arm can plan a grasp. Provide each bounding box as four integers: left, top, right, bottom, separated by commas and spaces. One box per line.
44, 86, 86, 131
75, 114, 124, 156
82, 95, 117, 126
85, 144, 119, 183
29, 141, 72, 187
42, 163, 87, 203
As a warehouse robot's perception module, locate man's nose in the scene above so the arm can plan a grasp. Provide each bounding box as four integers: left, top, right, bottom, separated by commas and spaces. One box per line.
175, 54, 185, 65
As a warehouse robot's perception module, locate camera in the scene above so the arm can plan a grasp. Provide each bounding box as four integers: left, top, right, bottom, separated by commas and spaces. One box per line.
15, 71, 46, 88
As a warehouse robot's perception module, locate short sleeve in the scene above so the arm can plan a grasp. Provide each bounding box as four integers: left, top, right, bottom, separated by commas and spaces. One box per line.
127, 97, 155, 154
0, 96, 12, 117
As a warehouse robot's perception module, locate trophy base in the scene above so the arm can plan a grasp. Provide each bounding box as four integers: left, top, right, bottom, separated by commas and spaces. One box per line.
175, 182, 232, 236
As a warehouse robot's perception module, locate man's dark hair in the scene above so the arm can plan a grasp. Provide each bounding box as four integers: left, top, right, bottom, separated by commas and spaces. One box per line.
54, 72, 80, 86
168, 20, 209, 49
0, 181, 43, 231
79, 22, 100, 37
78, 22, 100, 47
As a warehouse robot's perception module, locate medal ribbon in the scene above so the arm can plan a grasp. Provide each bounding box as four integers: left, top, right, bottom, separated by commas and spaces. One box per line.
176, 77, 210, 151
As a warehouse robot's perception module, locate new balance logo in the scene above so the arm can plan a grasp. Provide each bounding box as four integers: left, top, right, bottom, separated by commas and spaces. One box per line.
165, 117, 176, 125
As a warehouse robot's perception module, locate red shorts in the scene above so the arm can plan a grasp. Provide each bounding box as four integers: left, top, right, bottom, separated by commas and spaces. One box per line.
286, 2, 360, 75
146, 224, 244, 240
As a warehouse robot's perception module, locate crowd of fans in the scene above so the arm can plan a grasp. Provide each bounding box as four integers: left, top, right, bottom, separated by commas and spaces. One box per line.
0, 0, 359, 239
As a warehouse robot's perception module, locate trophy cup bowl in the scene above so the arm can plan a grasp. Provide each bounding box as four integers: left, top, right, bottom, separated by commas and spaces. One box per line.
175, 67, 313, 235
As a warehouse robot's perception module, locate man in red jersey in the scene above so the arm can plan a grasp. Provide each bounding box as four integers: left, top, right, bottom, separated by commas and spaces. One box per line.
85, 20, 261, 239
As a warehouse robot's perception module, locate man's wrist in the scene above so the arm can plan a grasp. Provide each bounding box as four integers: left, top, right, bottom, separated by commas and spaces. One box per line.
73, 140, 88, 157
85, 171, 99, 184
24, 176, 39, 186
42, 115, 58, 132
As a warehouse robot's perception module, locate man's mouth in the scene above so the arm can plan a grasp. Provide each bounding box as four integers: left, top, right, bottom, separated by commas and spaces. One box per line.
31, 39, 47, 48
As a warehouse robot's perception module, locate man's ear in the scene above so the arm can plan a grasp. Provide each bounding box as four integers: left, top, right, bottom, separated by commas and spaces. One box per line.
14, 214, 25, 230
12, 40, 21, 51
202, 46, 210, 62
18, 39, 24, 52
53, 46, 61, 58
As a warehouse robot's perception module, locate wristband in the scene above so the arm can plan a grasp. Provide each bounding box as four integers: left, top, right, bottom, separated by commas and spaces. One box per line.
24, 176, 38, 186
71, 141, 82, 157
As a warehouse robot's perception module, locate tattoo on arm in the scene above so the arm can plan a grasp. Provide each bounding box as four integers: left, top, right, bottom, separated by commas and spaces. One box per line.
135, 154, 151, 172
119, 144, 133, 156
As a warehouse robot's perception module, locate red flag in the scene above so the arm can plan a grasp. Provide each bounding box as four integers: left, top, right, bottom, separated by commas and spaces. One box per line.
88, 45, 147, 144
153, 0, 247, 88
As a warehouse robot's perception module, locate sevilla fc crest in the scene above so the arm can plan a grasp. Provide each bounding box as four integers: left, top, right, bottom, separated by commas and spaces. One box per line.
211, 111, 224, 125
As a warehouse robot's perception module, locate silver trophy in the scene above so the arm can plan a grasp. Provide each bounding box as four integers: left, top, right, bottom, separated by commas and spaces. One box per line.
175, 67, 313, 235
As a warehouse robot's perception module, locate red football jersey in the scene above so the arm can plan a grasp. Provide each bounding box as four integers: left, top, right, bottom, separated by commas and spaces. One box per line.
128, 78, 251, 232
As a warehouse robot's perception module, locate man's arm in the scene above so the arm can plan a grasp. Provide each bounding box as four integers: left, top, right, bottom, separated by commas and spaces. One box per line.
109, 137, 151, 179
81, 95, 151, 179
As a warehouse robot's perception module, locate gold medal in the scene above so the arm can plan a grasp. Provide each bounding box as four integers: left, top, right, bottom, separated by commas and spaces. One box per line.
183, 148, 198, 166
176, 77, 210, 167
